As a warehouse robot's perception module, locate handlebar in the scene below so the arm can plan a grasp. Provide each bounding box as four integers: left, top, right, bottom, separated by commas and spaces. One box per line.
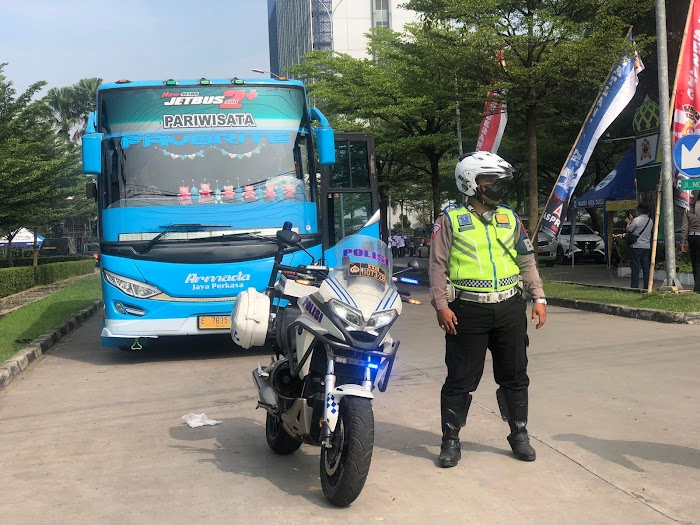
276, 263, 330, 274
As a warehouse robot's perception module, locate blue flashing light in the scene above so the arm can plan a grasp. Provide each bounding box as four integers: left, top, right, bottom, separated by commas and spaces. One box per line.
367, 363, 379, 369
398, 277, 420, 285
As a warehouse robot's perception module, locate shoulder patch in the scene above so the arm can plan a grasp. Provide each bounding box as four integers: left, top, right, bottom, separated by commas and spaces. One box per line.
432, 223, 442, 239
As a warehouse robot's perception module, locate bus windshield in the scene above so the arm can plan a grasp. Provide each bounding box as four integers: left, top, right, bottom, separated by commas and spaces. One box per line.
98, 85, 312, 209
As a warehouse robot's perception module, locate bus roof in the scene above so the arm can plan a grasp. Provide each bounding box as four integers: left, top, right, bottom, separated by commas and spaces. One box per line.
98, 78, 306, 91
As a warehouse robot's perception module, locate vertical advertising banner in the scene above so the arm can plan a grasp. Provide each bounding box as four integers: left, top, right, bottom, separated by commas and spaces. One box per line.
475, 51, 508, 154
673, 0, 700, 211
540, 36, 644, 238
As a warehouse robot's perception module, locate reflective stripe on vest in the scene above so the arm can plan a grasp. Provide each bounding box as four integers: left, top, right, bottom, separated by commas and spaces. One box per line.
447, 206, 521, 293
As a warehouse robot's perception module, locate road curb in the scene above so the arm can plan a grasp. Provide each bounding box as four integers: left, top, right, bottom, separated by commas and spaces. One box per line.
548, 296, 700, 324
0, 299, 102, 392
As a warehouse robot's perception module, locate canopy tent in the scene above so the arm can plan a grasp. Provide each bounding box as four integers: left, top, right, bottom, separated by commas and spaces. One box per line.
0, 228, 45, 248
569, 148, 637, 267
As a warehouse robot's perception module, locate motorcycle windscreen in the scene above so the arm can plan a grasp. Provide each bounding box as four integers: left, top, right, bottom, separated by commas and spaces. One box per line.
327, 235, 394, 309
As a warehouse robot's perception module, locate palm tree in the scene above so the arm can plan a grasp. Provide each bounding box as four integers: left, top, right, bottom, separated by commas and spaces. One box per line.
73, 77, 102, 136
44, 77, 102, 143
44, 86, 78, 143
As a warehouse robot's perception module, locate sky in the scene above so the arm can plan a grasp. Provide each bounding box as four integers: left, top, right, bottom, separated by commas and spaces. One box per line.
0, 0, 271, 95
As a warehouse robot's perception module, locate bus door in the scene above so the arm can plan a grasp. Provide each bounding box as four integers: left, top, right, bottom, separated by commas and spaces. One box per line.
320, 133, 380, 253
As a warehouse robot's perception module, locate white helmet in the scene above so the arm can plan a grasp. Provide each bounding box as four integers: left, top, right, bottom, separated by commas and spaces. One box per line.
455, 151, 514, 197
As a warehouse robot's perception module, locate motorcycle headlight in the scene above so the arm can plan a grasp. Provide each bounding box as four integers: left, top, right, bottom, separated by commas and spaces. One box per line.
329, 299, 363, 328
367, 309, 398, 329
103, 270, 161, 299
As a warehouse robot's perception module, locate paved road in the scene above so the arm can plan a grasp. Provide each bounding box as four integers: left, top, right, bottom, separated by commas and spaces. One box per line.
1, 292, 699, 524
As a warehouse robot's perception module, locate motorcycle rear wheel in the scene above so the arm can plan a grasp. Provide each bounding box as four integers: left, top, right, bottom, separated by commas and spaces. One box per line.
320, 397, 374, 507
266, 413, 302, 455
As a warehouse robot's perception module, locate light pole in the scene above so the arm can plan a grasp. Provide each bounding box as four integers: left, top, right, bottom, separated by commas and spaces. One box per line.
251, 68, 284, 80
654, 0, 681, 291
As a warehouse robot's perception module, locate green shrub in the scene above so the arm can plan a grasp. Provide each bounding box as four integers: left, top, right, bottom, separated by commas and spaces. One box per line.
34, 260, 96, 285
0, 266, 36, 298
0, 256, 93, 268
0, 260, 95, 298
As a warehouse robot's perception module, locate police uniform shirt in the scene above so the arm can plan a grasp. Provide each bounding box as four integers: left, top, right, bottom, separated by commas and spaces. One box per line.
428, 205, 545, 311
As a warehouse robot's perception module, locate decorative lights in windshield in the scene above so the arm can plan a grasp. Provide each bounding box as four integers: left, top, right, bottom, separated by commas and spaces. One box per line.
154, 143, 266, 160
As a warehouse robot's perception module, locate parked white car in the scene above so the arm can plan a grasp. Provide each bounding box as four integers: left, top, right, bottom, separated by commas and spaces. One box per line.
555, 223, 605, 264
536, 231, 556, 267
520, 218, 556, 267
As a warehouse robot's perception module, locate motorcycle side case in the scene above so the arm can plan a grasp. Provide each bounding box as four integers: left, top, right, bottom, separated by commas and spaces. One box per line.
231, 288, 270, 349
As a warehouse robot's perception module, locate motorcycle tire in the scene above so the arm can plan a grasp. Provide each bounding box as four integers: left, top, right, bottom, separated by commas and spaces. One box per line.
320, 397, 374, 507
265, 413, 302, 455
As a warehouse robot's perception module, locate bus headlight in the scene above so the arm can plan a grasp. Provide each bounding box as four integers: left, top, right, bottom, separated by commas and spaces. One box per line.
103, 270, 161, 299
367, 309, 398, 329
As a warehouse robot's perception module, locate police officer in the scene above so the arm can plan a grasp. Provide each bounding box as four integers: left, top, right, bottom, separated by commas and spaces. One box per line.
429, 151, 547, 468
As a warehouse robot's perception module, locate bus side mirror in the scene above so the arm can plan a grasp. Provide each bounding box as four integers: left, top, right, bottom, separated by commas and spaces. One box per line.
86, 182, 97, 200
82, 133, 103, 175
82, 112, 103, 175
310, 107, 335, 166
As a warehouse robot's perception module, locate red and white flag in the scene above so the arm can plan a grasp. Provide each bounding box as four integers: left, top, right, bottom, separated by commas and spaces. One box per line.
673, 0, 700, 210
475, 95, 507, 153
476, 51, 507, 153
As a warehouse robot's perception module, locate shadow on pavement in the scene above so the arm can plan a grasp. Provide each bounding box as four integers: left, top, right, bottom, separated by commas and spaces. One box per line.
554, 434, 700, 472
168, 416, 339, 509
375, 421, 513, 466
53, 333, 273, 365
168, 416, 514, 507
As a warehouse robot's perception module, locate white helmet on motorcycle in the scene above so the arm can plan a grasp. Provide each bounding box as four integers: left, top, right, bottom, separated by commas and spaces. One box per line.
455, 151, 514, 198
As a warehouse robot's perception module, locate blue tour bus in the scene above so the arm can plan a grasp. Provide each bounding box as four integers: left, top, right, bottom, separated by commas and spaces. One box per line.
82, 77, 380, 349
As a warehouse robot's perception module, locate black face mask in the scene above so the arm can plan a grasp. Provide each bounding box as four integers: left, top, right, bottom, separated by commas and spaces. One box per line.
480, 179, 508, 202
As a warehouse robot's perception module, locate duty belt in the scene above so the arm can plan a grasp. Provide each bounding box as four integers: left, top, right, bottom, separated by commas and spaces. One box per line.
456, 287, 519, 304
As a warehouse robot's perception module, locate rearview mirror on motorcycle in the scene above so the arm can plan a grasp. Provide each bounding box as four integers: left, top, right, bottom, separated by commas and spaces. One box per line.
276, 229, 301, 246
408, 259, 420, 271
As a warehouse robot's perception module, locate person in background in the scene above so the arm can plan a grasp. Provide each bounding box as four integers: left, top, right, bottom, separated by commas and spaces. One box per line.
397, 233, 406, 258
626, 202, 653, 290
390, 232, 398, 259
681, 190, 700, 293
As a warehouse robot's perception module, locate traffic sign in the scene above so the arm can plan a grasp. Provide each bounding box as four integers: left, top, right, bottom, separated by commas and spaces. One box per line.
681, 178, 700, 190
673, 134, 700, 177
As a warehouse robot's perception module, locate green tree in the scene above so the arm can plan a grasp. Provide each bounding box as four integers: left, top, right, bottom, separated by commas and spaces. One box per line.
290, 25, 491, 220
406, 0, 653, 230
0, 64, 79, 266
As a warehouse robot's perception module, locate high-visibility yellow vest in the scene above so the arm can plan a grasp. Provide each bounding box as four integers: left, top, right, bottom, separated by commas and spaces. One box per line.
446, 205, 521, 293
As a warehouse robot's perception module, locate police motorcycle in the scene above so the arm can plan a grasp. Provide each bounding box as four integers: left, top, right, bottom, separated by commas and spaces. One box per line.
230, 228, 418, 507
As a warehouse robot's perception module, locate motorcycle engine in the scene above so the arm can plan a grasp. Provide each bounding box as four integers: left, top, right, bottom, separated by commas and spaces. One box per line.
270, 358, 303, 399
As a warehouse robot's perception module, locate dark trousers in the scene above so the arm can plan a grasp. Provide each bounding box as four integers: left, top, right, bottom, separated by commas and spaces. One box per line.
689, 236, 700, 293
630, 247, 651, 289
442, 294, 529, 397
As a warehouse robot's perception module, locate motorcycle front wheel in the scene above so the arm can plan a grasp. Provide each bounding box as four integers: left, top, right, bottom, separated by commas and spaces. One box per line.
266, 413, 302, 455
320, 397, 374, 507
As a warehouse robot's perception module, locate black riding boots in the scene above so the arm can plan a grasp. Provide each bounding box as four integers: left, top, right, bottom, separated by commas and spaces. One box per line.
497, 387, 536, 461
438, 393, 471, 468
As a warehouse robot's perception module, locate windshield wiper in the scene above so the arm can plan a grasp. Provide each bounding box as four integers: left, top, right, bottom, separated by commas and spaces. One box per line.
213, 231, 277, 242
139, 224, 230, 254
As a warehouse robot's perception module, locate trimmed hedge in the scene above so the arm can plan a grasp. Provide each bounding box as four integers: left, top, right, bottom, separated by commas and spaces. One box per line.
0, 260, 96, 298
0, 256, 93, 268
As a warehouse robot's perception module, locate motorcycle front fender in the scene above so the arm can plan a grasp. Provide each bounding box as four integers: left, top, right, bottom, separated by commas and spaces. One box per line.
325, 384, 374, 432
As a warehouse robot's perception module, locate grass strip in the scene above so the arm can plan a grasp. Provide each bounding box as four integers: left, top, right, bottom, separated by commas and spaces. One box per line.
544, 280, 700, 313
0, 276, 102, 363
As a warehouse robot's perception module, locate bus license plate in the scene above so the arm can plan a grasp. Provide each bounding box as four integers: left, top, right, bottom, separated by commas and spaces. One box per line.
198, 315, 230, 330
